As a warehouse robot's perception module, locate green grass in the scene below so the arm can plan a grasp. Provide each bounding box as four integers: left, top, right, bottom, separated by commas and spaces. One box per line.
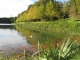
7, 19, 79, 60
16, 19, 80, 40
32, 35, 80, 60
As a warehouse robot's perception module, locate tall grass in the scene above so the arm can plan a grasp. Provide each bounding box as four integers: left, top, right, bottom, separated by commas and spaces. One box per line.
16, 19, 80, 40
32, 35, 80, 60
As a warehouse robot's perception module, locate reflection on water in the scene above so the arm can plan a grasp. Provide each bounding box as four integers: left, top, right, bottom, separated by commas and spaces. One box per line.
0, 29, 27, 48
16, 25, 54, 45
0, 24, 80, 55
16, 25, 80, 47
0, 24, 15, 29
0, 24, 37, 54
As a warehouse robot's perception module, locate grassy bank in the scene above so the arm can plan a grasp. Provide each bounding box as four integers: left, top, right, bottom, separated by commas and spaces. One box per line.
15, 19, 80, 60
16, 19, 80, 40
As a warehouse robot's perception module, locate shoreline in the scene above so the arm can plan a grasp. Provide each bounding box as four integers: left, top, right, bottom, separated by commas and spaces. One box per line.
0, 44, 37, 56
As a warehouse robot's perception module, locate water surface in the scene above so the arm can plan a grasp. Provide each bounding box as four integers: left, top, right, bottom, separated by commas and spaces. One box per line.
0, 24, 36, 54
0, 24, 80, 55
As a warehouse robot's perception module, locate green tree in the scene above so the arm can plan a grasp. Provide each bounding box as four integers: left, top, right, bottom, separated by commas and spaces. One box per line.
39, 0, 50, 3
16, 0, 64, 22
69, 0, 78, 18
36, 4, 46, 20
75, 0, 80, 14
45, 0, 60, 20
62, 1, 70, 19
16, 11, 28, 22
45, 0, 55, 20
27, 6, 37, 21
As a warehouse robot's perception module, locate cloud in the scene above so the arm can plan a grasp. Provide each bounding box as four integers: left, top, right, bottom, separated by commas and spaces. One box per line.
0, 0, 36, 17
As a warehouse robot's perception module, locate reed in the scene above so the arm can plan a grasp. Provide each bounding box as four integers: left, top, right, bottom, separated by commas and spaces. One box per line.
32, 35, 80, 60
16, 19, 80, 40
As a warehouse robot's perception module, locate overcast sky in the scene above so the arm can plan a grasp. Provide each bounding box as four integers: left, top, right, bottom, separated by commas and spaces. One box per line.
0, 0, 66, 17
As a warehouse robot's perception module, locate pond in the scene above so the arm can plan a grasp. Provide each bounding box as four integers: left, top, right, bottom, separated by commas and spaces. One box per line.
0, 24, 37, 55
0, 24, 55, 55
0, 24, 80, 55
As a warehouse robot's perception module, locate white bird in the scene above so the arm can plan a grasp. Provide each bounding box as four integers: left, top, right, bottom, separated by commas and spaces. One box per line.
30, 35, 32, 38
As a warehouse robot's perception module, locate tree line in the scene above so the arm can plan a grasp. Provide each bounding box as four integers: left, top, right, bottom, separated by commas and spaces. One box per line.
0, 17, 16, 23
16, 0, 80, 22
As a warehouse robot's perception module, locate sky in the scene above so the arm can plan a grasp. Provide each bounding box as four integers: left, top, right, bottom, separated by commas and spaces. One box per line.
0, 0, 66, 17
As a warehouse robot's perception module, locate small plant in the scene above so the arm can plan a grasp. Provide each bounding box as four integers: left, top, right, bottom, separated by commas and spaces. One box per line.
58, 36, 79, 60
32, 35, 80, 60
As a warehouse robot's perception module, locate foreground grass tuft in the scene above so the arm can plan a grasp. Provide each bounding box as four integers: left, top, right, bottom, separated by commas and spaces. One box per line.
32, 35, 80, 60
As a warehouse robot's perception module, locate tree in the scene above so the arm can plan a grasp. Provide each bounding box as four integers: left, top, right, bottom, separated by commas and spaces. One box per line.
45, 0, 60, 20
36, 4, 46, 20
75, 0, 80, 15
69, 0, 78, 18
39, 0, 50, 3
62, 1, 70, 19
45, 0, 54, 20
27, 6, 37, 21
